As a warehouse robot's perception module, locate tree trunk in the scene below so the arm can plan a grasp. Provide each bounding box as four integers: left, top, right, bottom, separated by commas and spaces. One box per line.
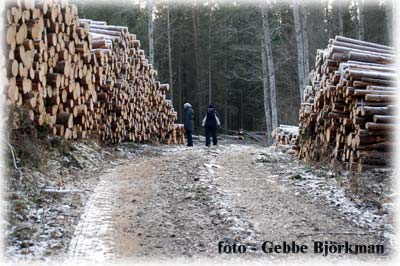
229, 90, 232, 130
167, 6, 173, 102
261, 38, 272, 145
192, 6, 198, 71
301, 1, 310, 82
293, 0, 305, 102
325, 0, 331, 38
178, 44, 182, 123
261, 0, 278, 130
192, 5, 202, 128
147, 0, 154, 65
208, 15, 212, 105
224, 56, 228, 132
357, 0, 365, 41
338, 0, 344, 36
240, 88, 244, 130
386, 0, 393, 46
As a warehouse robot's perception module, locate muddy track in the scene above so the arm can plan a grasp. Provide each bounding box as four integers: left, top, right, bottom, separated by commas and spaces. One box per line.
65, 144, 390, 262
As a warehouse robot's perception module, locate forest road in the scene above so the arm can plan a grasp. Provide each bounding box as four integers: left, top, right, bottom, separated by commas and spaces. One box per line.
66, 143, 388, 262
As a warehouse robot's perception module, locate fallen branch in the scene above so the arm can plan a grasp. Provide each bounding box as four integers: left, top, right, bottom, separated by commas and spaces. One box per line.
1, 136, 23, 178
43, 188, 83, 193
226, 129, 265, 142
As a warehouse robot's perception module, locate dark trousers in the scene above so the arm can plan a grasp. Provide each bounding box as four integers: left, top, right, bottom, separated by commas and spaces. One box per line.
186, 130, 193, 146
205, 126, 217, 146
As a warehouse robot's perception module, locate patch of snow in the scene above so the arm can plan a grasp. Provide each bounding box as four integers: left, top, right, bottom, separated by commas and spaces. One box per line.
254, 147, 395, 246
67, 175, 115, 262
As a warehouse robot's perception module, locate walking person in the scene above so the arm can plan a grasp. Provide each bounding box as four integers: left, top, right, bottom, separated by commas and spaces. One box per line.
202, 104, 220, 147
183, 102, 194, 146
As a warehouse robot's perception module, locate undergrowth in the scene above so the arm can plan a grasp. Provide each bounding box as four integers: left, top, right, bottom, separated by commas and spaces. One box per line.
6, 107, 80, 170
7, 107, 50, 169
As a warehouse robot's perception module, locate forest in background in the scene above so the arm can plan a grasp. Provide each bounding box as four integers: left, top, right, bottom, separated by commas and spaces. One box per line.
72, 0, 394, 135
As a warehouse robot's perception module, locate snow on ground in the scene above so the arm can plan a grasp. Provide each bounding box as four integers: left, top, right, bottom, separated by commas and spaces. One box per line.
254, 145, 395, 246
67, 175, 115, 262
4, 138, 395, 263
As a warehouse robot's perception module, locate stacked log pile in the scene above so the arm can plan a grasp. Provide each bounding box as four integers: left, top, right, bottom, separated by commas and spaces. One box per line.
271, 125, 299, 146
165, 123, 185, 145
5, 0, 181, 145
81, 18, 177, 144
297, 36, 397, 172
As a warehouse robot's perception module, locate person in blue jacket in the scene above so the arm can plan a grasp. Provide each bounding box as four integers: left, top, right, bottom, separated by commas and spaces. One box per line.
183, 103, 194, 146
202, 104, 221, 147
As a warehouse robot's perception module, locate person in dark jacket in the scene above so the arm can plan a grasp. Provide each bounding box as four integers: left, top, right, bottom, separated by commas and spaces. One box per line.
202, 104, 221, 147
183, 103, 194, 146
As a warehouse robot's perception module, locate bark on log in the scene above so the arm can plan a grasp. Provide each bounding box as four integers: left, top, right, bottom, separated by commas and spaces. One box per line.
5, 1, 183, 145
297, 35, 395, 172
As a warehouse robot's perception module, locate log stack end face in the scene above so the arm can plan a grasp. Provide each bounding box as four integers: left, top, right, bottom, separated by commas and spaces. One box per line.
5, 0, 183, 145
296, 35, 396, 172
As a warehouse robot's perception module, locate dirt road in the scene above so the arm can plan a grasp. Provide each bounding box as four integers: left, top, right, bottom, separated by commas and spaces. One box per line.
66, 143, 391, 262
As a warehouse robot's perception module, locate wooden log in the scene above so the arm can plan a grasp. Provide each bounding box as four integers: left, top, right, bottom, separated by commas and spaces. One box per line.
335, 36, 393, 51
333, 40, 393, 55
4, 3, 195, 147
360, 77, 397, 86
365, 94, 398, 102
373, 115, 398, 124
356, 142, 392, 151
359, 105, 398, 117
365, 122, 397, 131
354, 135, 388, 146
297, 36, 395, 172
331, 44, 392, 57
353, 89, 395, 97
348, 69, 396, 81
56, 112, 73, 129
348, 51, 394, 64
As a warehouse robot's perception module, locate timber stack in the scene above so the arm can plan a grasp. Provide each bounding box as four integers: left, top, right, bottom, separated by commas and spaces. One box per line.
297, 36, 397, 172
271, 125, 299, 146
165, 123, 185, 145
5, 0, 182, 145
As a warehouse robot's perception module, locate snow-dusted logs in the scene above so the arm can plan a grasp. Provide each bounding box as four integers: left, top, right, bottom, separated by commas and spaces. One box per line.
5, 0, 181, 145
165, 124, 185, 145
6, 0, 96, 140
271, 125, 299, 146
82, 18, 177, 144
297, 36, 396, 172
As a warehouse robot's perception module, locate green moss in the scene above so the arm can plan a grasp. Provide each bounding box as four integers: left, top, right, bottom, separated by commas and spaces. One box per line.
290, 173, 304, 180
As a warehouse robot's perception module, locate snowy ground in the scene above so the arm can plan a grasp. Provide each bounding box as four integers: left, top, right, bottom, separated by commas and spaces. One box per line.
4, 138, 395, 264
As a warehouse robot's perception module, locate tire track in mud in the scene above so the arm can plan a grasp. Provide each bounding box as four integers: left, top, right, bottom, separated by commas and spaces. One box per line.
67, 173, 116, 261
212, 145, 390, 260
65, 146, 259, 261
65, 144, 390, 262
